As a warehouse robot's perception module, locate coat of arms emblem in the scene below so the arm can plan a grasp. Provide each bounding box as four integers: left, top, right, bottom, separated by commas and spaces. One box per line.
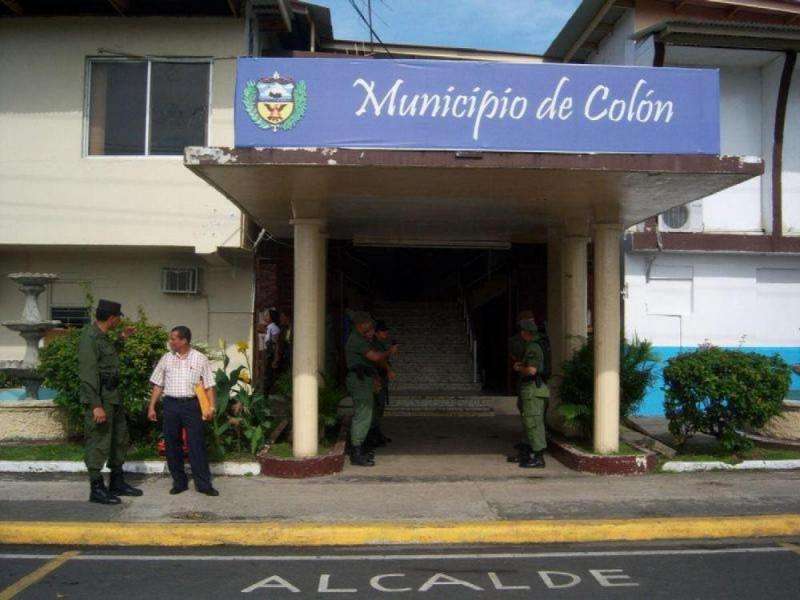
243, 71, 307, 131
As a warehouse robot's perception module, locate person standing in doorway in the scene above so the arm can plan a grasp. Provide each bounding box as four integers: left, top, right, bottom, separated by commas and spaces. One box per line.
513, 319, 550, 468
508, 309, 534, 463
345, 312, 397, 466
147, 326, 219, 496
79, 299, 143, 504
257, 308, 281, 396
366, 320, 396, 449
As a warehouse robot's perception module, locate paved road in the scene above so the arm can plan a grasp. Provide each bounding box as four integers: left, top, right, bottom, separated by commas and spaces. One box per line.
2, 539, 800, 599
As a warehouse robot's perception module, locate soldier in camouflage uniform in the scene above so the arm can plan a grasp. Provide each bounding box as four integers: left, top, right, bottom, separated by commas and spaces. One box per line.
78, 299, 143, 504
345, 312, 397, 466
512, 319, 550, 468
366, 320, 395, 449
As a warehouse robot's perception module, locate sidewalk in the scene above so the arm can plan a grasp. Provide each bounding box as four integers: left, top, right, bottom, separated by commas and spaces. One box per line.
1, 415, 799, 546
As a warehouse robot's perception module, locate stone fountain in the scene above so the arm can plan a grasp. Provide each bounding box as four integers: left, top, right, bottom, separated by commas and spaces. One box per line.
0, 273, 61, 399
0, 273, 68, 441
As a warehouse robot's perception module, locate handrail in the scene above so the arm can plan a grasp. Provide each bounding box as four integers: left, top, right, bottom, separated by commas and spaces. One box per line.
457, 277, 480, 385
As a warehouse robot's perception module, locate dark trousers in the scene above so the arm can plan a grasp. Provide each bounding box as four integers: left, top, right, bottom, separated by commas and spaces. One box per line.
162, 396, 212, 491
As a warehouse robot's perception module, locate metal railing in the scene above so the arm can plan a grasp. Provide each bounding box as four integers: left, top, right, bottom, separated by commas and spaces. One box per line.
458, 279, 480, 385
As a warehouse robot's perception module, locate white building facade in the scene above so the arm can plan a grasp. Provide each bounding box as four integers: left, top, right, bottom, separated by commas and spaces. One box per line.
548, 0, 800, 414
0, 15, 254, 361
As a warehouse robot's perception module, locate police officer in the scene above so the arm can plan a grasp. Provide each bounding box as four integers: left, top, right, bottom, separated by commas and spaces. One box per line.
345, 312, 396, 466
78, 299, 143, 504
512, 319, 550, 468
366, 320, 395, 449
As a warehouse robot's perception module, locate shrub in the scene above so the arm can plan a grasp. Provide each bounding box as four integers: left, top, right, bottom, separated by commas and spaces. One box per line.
39, 309, 168, 442
663, 347, 790, 452
273, 371, 344, 431
558, 336, 658, 436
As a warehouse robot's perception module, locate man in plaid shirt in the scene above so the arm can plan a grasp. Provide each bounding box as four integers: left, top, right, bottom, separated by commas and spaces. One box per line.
148, 325, 219, 496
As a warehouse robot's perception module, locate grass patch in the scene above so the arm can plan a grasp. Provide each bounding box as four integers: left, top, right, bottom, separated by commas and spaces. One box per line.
0, 443, 85, 461
671, 445, 800, 464
267, 441, 332, 458
568, 440, 644, 456
0, 443, 259, 463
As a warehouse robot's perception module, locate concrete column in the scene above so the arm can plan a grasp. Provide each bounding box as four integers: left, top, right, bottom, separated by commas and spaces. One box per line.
291, 218, 322, 458
546, 228, 566, 431
316, 232, 328, 380
592, 223, 622, 454
561, 232, 589, 359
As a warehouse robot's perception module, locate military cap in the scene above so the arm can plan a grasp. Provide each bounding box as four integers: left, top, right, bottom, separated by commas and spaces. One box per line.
351, 311, 373, 326
97, 299, 123, 317
520, 318, 538, 333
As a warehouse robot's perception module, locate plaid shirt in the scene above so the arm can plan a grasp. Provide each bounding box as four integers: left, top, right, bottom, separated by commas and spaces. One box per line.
149, 348, 215, 398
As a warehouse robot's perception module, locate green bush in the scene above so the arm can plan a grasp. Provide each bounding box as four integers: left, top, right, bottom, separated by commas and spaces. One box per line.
558, 336, 658, 436
39, 310, 168, 442
663, 347, 790, 452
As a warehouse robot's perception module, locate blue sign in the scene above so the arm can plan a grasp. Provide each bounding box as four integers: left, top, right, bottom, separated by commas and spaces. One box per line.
234, 58, 720, 155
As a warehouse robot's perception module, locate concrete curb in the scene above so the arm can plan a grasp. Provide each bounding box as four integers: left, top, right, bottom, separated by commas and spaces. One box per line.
1, 514, 799, 547
0, 460, 261, 476
661, 459, 800, 473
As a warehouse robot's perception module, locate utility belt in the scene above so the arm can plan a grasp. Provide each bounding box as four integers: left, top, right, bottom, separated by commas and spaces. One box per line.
348, 365, 377, 381
99, 372, 120, 391
520, 374, 546, 388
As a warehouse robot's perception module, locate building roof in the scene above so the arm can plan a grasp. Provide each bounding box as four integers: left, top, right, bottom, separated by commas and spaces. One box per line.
545, 0, 632, 63
635, 18, 800, 51
320, 39, 544, 63
547, 0, 800, 63
0, 0, 244, 17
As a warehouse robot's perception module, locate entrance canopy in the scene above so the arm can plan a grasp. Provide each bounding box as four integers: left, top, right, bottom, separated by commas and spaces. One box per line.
185, 146, 762, 242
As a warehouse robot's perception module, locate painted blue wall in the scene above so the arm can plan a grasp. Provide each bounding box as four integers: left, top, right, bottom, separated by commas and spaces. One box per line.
637, 346, 800, 416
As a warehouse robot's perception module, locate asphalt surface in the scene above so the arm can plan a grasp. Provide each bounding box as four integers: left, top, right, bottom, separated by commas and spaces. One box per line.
2, 539, 800, 599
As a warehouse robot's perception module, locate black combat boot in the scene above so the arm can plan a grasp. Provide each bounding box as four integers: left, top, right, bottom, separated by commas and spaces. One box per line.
109, 470, 143, 497
349, 445, 375, 467
89, 479, 121, 505
507, 443, 532, 463
520, 450, 546, 469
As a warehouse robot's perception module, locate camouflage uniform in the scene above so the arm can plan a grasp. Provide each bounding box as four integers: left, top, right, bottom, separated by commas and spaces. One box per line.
519, 334, 550, 453
79, 323, 130, 482
345, 324, 377, 448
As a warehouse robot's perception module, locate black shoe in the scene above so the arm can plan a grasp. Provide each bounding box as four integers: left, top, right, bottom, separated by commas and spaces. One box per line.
349, 445, 375, 467
109, 471, 143, 497
89, 479, 121, 505
170, 483, 189, 495
198, 487, 220, 497
508, 443, 532, 463
520, 451, 546, 469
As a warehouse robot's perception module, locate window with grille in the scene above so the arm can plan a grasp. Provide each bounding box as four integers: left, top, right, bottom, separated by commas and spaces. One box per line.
161, 267, 200, 294
51, 306, 90, 327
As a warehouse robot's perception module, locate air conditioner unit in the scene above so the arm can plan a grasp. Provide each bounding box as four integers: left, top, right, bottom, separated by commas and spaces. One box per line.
658, 201, 703, 233
161, 267, 199, 294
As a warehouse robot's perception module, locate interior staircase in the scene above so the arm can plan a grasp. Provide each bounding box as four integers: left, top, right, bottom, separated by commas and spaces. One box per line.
370, 301, 493, 416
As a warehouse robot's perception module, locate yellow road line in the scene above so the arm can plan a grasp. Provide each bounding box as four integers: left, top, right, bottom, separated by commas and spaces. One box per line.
0, 550, 79, 600
0, 515, 799, 547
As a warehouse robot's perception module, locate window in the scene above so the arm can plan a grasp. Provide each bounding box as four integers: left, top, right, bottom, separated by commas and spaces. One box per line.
161, 267, 200, 294
86, 59, 211, 156
51, 306, 91, 328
